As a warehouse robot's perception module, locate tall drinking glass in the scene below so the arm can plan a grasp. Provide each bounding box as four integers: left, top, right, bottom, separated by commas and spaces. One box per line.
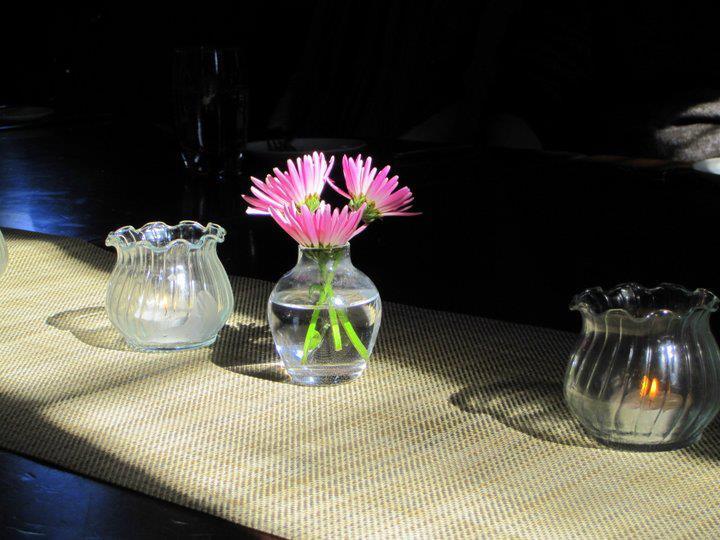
172, 47, 248, 180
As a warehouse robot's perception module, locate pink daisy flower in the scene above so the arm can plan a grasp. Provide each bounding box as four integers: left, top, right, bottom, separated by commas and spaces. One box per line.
329, 154, 420, 222
268, 202, 367, 248
242, 152, 334, 215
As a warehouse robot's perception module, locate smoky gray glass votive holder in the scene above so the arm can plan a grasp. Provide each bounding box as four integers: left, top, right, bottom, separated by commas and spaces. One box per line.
564, 283, 720, 450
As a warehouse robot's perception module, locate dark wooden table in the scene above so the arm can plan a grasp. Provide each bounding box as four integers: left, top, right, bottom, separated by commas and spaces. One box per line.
0, 451, 274, 539
2, 119, 719, 538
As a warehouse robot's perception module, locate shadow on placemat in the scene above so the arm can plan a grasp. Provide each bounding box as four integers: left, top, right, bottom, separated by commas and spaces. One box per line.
449, 378, 720, 458
211, 323, 288, 383
450, 379, 600, 449
46, 307, 286, 382
47, 306, 131, 352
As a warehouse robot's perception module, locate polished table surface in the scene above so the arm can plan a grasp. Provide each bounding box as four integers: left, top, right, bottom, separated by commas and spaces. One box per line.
0, 451, 273, 539
4, 120, 715, 329
1, 119, 719, 538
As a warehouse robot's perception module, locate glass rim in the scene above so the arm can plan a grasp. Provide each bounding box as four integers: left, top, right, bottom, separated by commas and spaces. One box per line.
570, 282, 719, 320
106, 220, 226, 253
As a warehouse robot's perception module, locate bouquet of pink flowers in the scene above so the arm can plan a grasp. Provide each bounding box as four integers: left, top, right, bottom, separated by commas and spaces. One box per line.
244, 152, 418, 384
243, 151, 419, 227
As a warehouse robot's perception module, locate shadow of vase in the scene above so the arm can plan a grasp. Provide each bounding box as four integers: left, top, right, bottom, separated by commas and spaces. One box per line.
46, 307, 288, 383
47, 306, 131, 352
211, 322, 288, 383
450, 378, 601, 449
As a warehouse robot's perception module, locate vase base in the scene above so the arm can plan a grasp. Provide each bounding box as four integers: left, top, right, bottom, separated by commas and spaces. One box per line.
287, 366, 365, 386
127, 335, 218, 352
591, 432, 701, 452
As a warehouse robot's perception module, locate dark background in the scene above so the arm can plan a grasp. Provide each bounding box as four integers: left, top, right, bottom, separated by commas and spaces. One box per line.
4, 3, 720, 156
2, 1, 720, 330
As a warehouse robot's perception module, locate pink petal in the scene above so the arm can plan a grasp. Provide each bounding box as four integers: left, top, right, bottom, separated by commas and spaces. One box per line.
327, 178, 351, 199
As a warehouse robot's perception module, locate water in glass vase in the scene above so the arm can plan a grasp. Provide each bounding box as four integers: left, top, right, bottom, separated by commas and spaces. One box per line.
269, 288, 381, 386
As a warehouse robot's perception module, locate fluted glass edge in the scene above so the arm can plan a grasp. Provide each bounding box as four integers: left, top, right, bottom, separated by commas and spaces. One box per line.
571, 282, 719, 321
106, 221, 226, 252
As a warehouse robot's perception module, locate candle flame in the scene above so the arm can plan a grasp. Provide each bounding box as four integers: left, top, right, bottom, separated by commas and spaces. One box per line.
639, 376, 660, 399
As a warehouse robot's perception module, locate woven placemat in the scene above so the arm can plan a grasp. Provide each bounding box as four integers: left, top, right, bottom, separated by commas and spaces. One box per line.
1, 229, 719, 539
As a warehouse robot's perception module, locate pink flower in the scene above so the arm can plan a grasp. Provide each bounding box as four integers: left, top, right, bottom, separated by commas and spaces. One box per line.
268, 202, 367, 248
243, 152, 334, 215
329, 154, 420, 222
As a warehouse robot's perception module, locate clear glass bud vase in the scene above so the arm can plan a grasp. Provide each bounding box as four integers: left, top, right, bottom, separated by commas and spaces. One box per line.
564, 283, 720, 450
105, 221, 234, 351
268, 244, 381, 386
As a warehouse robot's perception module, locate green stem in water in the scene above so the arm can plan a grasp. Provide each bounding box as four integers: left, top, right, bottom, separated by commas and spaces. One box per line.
337, 308, 369, 359
301, 287, 327, 364
301, 255, 342, 363
326, 286, 343, 351
300, 249, 368, 363
320, 258, 343, 352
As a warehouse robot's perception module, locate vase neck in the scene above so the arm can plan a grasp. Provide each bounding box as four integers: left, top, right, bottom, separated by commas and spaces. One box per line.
297, 244, 351, 271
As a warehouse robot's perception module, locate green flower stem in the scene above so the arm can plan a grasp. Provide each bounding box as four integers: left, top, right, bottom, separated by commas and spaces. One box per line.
337, 308, 369, 359
301, 257, 341, 364
318, 258, 343, 352
324, 283, 343, 352
301, 287, 327, 364
300, 249, 368, 364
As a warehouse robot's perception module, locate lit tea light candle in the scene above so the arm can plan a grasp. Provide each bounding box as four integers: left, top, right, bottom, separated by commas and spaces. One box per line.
616, 375, 688, 438
635, 375, 686, 410
639, 375, 657, 399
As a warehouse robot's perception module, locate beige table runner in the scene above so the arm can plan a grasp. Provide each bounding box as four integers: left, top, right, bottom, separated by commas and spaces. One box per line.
1, 229, 719, 539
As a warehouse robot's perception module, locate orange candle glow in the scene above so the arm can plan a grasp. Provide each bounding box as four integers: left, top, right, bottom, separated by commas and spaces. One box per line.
639, 376, 660, 400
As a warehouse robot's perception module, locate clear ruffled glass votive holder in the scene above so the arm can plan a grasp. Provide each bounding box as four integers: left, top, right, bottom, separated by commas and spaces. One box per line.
0, 229, 7, 277
105, 221, 234, 351
564, 283, 720, 450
